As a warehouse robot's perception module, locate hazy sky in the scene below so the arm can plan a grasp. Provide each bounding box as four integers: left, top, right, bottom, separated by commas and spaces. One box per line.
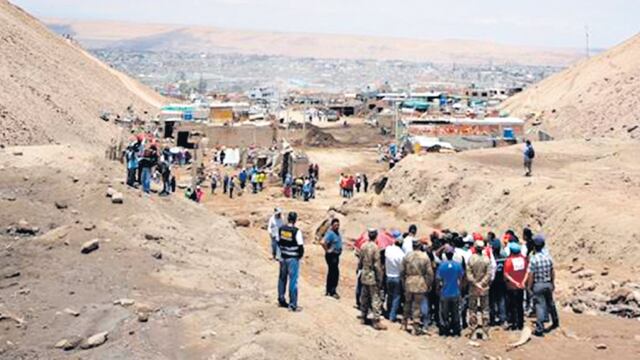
12, 0, 639, 49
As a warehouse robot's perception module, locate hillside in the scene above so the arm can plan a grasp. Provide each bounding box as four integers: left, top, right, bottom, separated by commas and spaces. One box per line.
501, 34, 640, 139
0, 1, 164, 148
44, 18, 583, 66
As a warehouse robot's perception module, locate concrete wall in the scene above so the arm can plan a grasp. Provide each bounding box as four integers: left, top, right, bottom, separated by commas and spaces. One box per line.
175, 123, 276, 148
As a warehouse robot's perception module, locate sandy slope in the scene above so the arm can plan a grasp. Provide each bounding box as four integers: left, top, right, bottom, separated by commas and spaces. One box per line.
501, 34, 640, 139
0, 0, 164, 148
380, 139, 640, 265
44, 18, 582, 66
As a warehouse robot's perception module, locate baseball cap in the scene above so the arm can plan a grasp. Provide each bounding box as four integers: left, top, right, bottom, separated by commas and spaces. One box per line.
509, 242, 521, 254
472, 232, 484, 241
533, 234, 545, 246
274, 208, 282, 214
474, 240, 485, 248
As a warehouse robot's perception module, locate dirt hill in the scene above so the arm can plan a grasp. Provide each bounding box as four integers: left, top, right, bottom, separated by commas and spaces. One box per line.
44, 18, 582, 66
501, 34, 640, 140
0, 0, 164, 148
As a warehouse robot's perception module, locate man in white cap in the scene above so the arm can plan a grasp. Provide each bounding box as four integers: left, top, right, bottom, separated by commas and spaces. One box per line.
267, 208, 284, 260
466, 238, 492, 338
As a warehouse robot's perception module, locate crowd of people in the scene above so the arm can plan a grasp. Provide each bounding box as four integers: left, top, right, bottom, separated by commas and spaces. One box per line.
338, 173, 369, 198
269, 212, 559, 339
208, 165, 269, 199
123, 134, 181, 197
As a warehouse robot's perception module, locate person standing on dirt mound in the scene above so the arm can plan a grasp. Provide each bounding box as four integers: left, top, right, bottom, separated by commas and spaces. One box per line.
523, 140, 535, 177
358, 229, 387, 330
322, 218, 342, 299
277, 212, 305, 312
268, 208, 284, 260
437, 245, 464, 336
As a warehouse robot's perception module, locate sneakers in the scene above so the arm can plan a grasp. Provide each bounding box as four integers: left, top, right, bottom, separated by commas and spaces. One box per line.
289, 306, 303, 312
278, 300, 289, 308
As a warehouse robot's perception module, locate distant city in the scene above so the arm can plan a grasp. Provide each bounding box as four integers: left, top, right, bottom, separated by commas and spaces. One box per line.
92, 49, 564, 97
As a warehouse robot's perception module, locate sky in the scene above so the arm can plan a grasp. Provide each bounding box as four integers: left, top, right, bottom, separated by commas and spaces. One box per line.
12, 0, 640, 49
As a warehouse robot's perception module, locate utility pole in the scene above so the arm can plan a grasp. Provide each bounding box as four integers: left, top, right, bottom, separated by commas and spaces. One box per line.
585, 25, 590, 58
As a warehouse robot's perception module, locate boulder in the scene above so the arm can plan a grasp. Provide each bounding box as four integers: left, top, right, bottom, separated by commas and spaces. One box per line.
54, 201, 68, 209
79, 331, 108, 350
372, 175, 388, 194
151, 251, 163, 260
234, 218, 251, 227
15, 220, 39, 236
111, 192, 124, 204
80, 239, 100, 254
105, 187, 115, 198
113, 298, 135, 307
55, 336, 83, 351
609, 287, 633, 304
63, 308, 80, 317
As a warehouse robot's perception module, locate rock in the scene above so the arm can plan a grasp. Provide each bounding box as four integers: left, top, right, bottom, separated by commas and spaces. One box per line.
3, 270, 20, 279
137, 312, 149, 322
546, 185, 555, 190
113, 298, 135, 307
12, 151, 23, 156
595, 343, 607, 350
111, 192, 124, 204
15, 220, 39, 236
372, 175, 388, 194
577, 269, 596, 279
55, 336, 82, 351
54, 201, 68, 209
144, 234, 163, 241
201, 329, 217, 339
63, 308, 80, 317
467, 341, 481, 347
151, 251, 163, 260
570, 265, 584, 274
234, 218, 251, 227
80, 331, 108, 350
570, 302, 587, 314
601, 270, 609, 276
80, 239, 100, 254
72, 176, 80, 183
502, 189, 510, 195
106, 187, 115, 198
609, 287, 633, 304
83, 224, 96, 231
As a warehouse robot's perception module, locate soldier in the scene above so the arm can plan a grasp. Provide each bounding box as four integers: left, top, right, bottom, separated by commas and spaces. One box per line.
467, 239, 492, 339
358, 229, 387, 330
400, 239, 434, 335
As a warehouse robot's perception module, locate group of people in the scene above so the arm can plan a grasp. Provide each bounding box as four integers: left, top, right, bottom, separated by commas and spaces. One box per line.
352, 226, 558, 338
209, 166, 269, 199
123, 134, 177, 197
269, 212, 559, 339
284, 174, 317, 201
338, 173, 369, 198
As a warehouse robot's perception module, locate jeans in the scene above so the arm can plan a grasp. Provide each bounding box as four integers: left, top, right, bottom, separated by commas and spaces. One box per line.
126, 167, 137, 187
278, 258, 300, 309
141, 167, 151, 193
325, 252, 340, 296
489, 283, 507, 325
386, 277, 402, 321
533, 282, 559, 333
440, 296, 461, 335
420, 295, 431, 326
161, 178, 171, 195
506, 288, 525, 329
270, 236, 280, 259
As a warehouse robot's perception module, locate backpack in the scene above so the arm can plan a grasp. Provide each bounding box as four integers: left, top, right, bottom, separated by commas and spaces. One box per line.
526, 146, 535, 159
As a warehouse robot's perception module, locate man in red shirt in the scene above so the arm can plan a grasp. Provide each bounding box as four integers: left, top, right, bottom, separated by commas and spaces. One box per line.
503, 242, 528, 330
